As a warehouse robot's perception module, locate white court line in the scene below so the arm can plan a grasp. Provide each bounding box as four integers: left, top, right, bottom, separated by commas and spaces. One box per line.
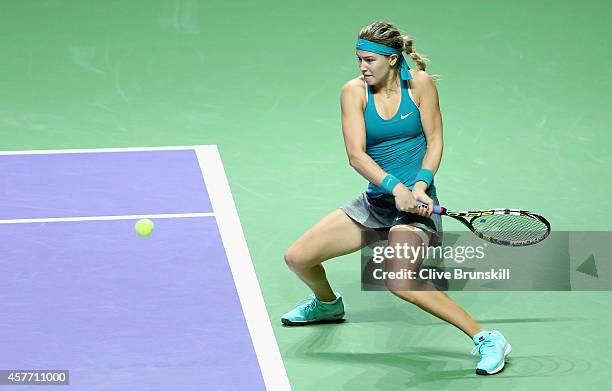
0, 145, 211, 156
196, 145, 292, 391
0, 213, 214, 225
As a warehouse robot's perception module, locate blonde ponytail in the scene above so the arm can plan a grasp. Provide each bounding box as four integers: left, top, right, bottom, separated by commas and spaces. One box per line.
402, 35, 441, 83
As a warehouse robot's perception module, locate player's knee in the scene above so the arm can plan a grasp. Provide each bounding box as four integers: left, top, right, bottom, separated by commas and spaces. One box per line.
389, 225, 429, 246
283, 247, 297, 268
386, 283, 422, 304
283, 246, 312, 270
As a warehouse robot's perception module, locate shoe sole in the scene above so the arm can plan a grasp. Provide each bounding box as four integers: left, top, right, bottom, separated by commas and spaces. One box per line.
475, 343, 512, 376
281, 313, 345, 326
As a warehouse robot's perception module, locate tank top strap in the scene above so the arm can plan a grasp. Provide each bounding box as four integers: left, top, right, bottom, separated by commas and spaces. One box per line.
400, 79, 409, 100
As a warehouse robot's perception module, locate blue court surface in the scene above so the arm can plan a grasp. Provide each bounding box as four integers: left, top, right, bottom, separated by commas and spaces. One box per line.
0, 146, 291, 390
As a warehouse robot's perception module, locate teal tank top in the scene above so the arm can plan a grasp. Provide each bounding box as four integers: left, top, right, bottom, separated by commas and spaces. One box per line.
364, 79, 437, 197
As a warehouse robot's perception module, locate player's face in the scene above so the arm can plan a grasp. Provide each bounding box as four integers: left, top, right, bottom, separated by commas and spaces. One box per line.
356, 50, 396, 84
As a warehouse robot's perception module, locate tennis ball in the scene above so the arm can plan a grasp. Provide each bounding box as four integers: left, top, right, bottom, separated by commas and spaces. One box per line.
135, 219, 154, 237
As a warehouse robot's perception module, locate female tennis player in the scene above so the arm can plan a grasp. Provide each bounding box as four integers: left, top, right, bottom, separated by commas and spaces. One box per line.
281, 21, 511, 375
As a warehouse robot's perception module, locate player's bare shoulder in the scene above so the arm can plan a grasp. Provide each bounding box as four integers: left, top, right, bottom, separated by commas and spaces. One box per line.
341, 76, 366, 111
409, 69, 435, 89
341, 76, 366, 94
408, 69, 437, 106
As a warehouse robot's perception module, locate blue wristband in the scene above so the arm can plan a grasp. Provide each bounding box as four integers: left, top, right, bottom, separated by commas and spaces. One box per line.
414, 169, 434, 188
380, 174, 400, 194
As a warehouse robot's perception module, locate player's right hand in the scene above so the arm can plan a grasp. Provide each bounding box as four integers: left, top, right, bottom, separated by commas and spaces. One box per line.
392, 183, 417, 212
392, 183, 431, 217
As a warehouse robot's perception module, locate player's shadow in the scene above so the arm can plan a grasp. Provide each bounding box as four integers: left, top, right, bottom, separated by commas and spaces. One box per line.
414, 316, 585, 327
301, 349, 481, 390
296, 349, 591, 389
348, 311, 585, 325
285, 326, 478, 388
284, 318, 592, 389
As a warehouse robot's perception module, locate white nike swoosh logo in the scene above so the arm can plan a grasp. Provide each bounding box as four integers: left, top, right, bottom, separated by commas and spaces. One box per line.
400, 112, 413, 119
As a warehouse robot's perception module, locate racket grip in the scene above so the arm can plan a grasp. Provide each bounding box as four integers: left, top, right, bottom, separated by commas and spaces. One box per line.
416, 201, 443, 215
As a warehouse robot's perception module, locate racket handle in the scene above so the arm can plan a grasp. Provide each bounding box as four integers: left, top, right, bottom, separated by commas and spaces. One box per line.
416, 201, 443, 215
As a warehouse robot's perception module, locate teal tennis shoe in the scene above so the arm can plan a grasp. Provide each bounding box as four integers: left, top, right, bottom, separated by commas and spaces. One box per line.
471, 330, 512, 375
281, 293, 345, 326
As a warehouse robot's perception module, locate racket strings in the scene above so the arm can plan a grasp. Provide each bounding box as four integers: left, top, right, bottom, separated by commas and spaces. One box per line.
471, 214, 548, 242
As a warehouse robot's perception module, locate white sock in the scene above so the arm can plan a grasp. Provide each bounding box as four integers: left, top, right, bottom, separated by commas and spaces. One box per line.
319, 297, 338, 305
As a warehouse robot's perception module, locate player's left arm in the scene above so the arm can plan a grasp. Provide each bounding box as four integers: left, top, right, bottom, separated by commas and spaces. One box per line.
413, 71, 443, 193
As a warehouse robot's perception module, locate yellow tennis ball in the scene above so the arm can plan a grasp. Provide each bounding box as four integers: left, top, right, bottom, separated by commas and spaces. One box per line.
135, 219, 154, 237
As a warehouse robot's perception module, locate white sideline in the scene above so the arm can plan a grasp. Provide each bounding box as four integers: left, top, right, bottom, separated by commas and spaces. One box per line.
196, 145, 292, 391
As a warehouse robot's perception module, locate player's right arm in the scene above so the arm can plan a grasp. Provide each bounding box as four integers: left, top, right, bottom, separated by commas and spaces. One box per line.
340, 79, 386, 184
340, 79, 419, 213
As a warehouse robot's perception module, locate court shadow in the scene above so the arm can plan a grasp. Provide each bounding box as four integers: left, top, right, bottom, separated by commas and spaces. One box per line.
297, 350, 592, 389
475, 316, 585, 324
301, 350, 481, 390
280, 319, 346, 327
347, 311, 584, 325
346, 306, 428, 324
413, 316, 585, 327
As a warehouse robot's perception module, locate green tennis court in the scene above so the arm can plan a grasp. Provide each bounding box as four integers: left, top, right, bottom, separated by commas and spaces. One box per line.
2, 1, 611, 389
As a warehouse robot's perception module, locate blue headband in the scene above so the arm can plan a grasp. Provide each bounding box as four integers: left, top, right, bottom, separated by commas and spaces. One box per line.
356, 38, 412, 81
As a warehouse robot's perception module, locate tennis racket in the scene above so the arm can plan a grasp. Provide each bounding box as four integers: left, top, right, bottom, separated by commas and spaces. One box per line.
416, 201, 551, 246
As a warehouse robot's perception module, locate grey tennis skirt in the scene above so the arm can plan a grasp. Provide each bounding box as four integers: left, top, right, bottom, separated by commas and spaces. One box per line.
340, 192, 443, 247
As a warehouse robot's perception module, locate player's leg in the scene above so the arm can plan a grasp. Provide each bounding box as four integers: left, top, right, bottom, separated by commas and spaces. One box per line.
385, 225, 511, 375
384, 224, 482, 336
281, 209, 379, 325
284, 208, 374, 301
